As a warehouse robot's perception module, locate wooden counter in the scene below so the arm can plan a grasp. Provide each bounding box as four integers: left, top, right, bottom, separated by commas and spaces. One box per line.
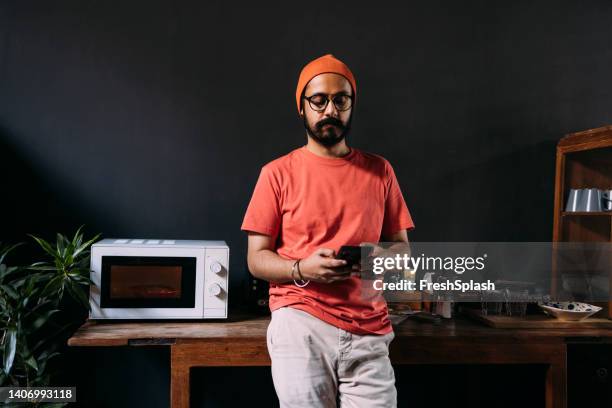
68, 312, 612, 408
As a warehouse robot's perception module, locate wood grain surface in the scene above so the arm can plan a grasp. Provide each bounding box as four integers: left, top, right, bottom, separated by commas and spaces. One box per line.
68, 312, 612, 347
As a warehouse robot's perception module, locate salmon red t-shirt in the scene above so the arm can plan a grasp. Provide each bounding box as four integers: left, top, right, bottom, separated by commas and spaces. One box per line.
241, 145, 415, 335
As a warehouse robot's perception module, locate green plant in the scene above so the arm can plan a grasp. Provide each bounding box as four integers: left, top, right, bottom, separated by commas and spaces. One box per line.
0, 227, 100, 404
0, 243, 24, 382
28, 226, 100, 310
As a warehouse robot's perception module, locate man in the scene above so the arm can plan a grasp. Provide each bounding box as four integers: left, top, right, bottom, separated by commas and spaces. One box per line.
241, 54, 414, 407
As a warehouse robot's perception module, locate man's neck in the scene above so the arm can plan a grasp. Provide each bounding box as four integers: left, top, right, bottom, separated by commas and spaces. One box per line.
305, 137, 351, 158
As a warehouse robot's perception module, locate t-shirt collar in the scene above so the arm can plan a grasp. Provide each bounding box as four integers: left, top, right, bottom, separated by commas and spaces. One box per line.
299, 145, 357, 166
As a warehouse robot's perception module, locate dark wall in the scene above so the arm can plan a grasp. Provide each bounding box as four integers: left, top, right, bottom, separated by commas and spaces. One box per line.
2, 0, 612, 289
1, 1, 612, 407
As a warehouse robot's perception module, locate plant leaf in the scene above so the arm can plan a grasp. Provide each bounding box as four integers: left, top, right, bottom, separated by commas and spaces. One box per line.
39, 403, 68, 408
57, 233, 66, 260
72, 233, 100, 260
36, 350, 61, 376
2, 328, 17, 375
72, 225, 85, 245
27, 264, 57, 273
24, 354, 38, 372
0, 265, 21, 283
0, 284, 19, 300
68, 274, 92, 285
28, 234, 58, 260
23, 300, 53, 322
31, 309, 61, 331
40, 275, 63, 299
65, 282, 90, 310
0, 243, 23, 266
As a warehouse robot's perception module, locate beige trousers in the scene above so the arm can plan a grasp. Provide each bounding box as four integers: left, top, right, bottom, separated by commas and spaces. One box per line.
267, 306, 397, 408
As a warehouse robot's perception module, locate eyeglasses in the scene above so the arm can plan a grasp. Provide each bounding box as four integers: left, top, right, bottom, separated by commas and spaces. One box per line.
303, 93, 353, 112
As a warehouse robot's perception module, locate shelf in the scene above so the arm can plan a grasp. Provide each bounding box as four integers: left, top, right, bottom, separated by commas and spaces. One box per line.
553, 125, 612, 319
562, 211, 612, 216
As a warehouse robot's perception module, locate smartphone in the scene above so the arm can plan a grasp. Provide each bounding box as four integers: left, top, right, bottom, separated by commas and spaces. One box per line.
336, 245, 374, 266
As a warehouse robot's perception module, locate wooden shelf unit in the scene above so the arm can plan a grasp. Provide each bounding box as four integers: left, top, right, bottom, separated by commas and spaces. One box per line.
552, 125, 612, 318
561, 212, 612, 217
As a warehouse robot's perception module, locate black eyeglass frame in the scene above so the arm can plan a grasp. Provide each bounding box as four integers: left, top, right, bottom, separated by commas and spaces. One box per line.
303, 93, 354, 112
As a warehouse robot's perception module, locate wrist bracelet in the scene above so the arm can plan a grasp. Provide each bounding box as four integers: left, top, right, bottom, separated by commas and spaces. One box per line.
296, 259, 305, 280
291, 260, 299, 279
293, 259, 310, 287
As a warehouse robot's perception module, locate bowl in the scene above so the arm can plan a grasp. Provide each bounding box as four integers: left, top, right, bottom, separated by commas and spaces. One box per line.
538, 301, 602, 321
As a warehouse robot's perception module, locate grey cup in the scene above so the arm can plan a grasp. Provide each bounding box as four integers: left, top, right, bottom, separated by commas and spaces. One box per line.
578, 188, 602, 212
565, 189, 582, 212
602, 189, 612, 211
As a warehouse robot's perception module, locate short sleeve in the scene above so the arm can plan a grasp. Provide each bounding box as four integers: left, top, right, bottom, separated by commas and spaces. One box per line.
241, 165, 282, 239
382, 161, 415, 237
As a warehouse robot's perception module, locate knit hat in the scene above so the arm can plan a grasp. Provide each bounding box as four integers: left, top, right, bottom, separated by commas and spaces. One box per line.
295, 54, 357, 114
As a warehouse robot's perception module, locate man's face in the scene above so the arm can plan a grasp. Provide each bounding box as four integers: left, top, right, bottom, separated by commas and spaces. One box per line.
301, 73, 353, 147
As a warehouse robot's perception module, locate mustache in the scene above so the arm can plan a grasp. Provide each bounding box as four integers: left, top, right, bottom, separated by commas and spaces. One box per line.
316, 118, 344, 130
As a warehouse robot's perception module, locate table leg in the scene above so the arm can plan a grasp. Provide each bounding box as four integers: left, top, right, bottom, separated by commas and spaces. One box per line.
545, 343, 567, 408
171, 345, 191, 408
391, 339, 568, 408
169, 338, 270, 407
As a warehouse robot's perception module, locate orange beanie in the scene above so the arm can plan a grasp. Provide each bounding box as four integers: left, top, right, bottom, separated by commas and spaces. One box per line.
295, 54, 357, 114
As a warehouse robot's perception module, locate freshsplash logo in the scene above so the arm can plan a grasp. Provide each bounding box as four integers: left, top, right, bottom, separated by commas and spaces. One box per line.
371, 253, 488, 275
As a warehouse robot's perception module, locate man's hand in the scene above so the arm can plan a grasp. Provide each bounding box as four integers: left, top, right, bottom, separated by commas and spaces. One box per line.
349, 242, 382, 279
352, 240, 412, 279
299, 248, 352, 283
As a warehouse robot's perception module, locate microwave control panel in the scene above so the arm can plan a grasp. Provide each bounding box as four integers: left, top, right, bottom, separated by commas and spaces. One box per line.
203, 248, 229, 318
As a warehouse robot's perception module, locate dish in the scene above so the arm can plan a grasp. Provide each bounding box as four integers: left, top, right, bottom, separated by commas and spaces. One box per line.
538, 301, 601, 321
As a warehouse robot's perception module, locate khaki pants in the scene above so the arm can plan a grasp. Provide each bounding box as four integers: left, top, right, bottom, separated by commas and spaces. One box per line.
267, 306, 397, 408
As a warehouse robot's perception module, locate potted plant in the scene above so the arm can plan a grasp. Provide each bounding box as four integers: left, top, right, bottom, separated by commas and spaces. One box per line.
0, 227, 99, 406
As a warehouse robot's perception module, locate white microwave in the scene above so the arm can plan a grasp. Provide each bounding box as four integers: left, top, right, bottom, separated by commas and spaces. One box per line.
89, 239, 229, 319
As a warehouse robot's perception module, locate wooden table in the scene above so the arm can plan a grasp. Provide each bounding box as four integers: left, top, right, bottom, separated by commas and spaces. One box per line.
67, 312, 612, 408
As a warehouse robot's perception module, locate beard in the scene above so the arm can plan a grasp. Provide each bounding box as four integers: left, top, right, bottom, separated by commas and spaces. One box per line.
303, 113, 352, 147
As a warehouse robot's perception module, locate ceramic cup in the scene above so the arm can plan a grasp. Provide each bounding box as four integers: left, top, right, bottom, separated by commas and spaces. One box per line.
565, 189, 583, 212
579, 188, 603, 212
602, 189, 612, 211
566, 188, 603, 212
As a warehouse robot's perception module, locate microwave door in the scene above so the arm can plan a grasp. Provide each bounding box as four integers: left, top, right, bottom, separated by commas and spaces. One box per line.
100, 256, 196, 309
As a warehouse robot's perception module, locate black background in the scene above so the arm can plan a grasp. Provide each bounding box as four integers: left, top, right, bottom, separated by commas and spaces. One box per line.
1, 1, 611, 407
